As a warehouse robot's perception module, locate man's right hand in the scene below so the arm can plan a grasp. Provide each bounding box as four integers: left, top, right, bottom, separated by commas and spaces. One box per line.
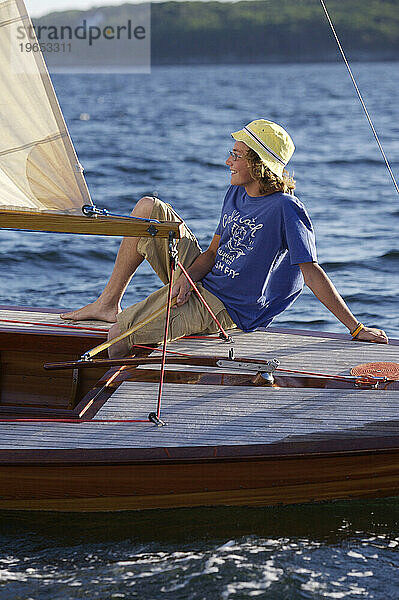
171, 274, 192, 307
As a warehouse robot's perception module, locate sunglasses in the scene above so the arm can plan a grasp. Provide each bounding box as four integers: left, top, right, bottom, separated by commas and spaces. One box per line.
228, 150, 245, 161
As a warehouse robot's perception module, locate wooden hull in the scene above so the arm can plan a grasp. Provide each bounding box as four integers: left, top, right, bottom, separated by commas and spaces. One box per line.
0, 306, 398, 512
1, 446, 399, 511
0, 306, 112, 417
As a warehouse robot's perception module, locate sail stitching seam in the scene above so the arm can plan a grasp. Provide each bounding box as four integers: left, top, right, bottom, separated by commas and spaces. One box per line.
0, 132, 68, 158
0, 13, 29, 30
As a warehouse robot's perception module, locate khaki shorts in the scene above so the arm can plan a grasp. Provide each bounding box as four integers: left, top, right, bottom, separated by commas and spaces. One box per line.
117, 198, 236, 349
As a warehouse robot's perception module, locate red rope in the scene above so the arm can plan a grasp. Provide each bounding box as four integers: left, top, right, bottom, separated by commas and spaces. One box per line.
0, 419, 150, 423
0, 318, 108, 333
177, 261, 230, 341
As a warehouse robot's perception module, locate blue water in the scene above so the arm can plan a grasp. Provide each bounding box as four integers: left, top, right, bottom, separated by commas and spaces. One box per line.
0, 62, 398, 335
0, 501, 399, 599
0, 63, 399, 598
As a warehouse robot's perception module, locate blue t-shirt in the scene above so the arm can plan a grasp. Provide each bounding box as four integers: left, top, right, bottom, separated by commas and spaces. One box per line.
202, 186, 317, 331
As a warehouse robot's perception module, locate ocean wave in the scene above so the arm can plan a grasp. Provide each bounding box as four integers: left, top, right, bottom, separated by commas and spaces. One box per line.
184, 157, 225, 168
274, 318, 330, 328
0, 250, 65, 264
316, 158, 391, 166
321, 251, 399, 269
380, 250, 399, 260
0, 246, 116, 266
0, 533, 397, 600
320, 260, 363, 271
342, 292, 397, 304
116, 165, 154, 174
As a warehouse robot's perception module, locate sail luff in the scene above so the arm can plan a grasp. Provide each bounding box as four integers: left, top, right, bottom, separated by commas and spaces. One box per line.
0, 0, 93, 213
14, 0, 92, 209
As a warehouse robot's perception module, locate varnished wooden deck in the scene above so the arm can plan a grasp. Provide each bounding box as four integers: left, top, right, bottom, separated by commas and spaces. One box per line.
0, 316, 397, 451
0, 306, 112, 334
0, 382, 398, 450
166, 329, 399, 376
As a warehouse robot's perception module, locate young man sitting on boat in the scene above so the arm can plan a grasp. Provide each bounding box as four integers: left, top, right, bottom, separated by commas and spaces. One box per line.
61, 119, 388, 355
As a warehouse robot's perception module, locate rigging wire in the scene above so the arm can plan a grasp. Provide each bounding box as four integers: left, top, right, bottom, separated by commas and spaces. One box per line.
177, 261, 231, 342
319, 0, 399, 195
154, 249, 176, 422
82, 205, 161, 223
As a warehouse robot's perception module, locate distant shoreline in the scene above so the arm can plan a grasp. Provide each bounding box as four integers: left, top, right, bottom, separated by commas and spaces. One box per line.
150, 53, 398, 66
33, 1, 399, 67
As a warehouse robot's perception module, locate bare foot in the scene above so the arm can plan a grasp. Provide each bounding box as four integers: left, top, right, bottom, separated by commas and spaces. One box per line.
60, 299, 120, 323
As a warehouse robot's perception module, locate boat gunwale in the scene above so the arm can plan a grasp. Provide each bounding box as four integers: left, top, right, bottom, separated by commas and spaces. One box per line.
0, 306, 398, 344
1, 434, 399, 466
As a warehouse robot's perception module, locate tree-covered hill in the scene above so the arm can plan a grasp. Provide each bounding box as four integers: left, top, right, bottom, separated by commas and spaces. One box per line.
152, 0, 399, 63
35, 1, 399, 64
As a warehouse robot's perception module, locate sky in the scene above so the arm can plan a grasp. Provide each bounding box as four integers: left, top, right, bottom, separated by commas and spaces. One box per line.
26, 0, 224, 18
27, 0, 148, 17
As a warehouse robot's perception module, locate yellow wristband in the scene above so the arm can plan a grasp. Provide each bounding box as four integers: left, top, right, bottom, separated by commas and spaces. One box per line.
351, 322, 364, 339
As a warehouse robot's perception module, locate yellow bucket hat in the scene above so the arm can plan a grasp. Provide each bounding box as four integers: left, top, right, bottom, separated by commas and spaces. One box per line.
231, 119, 295, 178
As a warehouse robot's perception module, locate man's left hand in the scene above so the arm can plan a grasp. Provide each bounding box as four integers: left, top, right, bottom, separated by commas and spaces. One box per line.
355, 326, 388, 344
171, 275, 192, 307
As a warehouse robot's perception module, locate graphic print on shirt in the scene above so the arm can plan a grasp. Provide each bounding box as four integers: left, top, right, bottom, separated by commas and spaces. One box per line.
215, 209, 264, 278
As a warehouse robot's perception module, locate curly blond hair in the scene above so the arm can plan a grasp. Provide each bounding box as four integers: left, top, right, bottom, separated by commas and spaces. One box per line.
245, 148, 296, 195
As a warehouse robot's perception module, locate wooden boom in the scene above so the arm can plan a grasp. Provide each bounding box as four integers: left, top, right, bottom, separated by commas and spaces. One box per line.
0, 210, 182, 239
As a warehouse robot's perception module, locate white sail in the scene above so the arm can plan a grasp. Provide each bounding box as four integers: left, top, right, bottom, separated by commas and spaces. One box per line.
0, 0, 92, 213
